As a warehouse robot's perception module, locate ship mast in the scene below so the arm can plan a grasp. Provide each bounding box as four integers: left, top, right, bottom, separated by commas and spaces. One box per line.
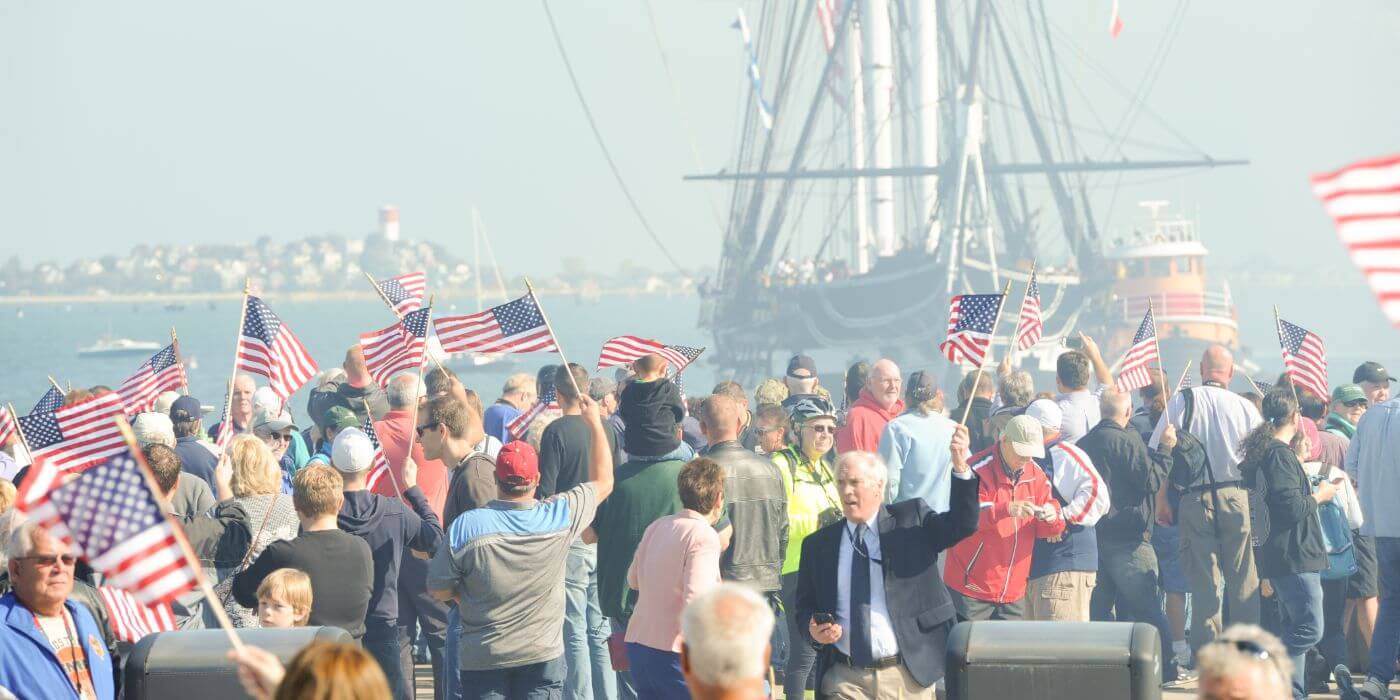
859, 0, 897, 259
908, 0, 940, 253
847, 15, 871, 275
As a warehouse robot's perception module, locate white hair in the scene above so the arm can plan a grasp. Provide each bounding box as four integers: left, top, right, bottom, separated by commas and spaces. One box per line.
316, 368, 349, 390
681, 583, 775, 689
132, 412, 176, 448
0, 510, 28, 569
152, 391, 182, 416
1197, 624, 1292, 696
836, 450, 888, 486
387, 374, 426, 409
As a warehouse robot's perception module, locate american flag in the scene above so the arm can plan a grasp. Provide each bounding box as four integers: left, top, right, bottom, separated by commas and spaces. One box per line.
360, 307, 431, 387
0, 405, 15, 448
376, 271, 427, 317
117, 344, 187, 415
1015, 273, 1043, 352
1114, 308, 1159, 392
98, 585, 176, 643
212, 389, 234, 450
362, 414, 393, 492
235, 296, 318, 401
507, 382, 558, 441
1277, 318, 1329, 401
597, 336, 705, 373
32, 386, 64, 414
1177, 369, 1194, 391
1311, 155, 1400, 327
435, 293, 559, 356
17, 392, 127, 474
48, 452, 199, 606
939, 293, 1005, 367
14, 453, 74, 546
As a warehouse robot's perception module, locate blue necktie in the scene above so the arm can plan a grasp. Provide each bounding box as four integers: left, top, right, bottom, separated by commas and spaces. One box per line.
850, 523, 873, 666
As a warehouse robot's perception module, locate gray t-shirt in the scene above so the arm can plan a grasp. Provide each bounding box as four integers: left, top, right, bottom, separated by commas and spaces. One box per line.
429, 483, 598, 671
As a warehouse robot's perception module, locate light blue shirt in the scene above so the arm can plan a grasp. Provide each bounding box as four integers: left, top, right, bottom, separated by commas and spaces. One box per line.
879, 410, 956, 512
1347, 397, 1400, 538
835, 513, 898, 659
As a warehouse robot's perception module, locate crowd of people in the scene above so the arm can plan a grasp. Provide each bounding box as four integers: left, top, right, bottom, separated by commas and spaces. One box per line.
2, 337, 1399, 700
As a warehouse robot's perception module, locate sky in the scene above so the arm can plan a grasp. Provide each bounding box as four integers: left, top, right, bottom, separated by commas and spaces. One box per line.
2, 1, 1398, 278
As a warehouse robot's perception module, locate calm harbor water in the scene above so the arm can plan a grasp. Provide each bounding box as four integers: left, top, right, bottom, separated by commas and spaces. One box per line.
1, 280, 1396, 417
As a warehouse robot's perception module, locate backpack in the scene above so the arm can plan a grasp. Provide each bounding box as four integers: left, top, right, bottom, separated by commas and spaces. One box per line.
1314, 468, 1358, 580
1166, 389, 1214, 512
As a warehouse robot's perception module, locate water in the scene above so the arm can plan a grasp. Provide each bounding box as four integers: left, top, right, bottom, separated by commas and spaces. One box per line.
2, 280, 1396, 418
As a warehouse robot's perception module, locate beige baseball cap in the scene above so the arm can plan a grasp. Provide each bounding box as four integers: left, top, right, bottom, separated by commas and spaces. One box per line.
1001, 415, 1046, 459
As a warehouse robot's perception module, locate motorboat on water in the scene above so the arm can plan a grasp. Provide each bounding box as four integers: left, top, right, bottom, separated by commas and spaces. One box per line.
78, 336, 162, 358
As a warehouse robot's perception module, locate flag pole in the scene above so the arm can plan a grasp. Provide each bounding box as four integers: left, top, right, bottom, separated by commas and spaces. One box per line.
959, 280, 1014, 427
171, 326, 189, 395
47, 376, 65, 396
1175, 360, 1193, 392
525, 278, 584, 400
1245, 375, 1264, 395
113, 417, 245, 652
1149, 299, 1172, 400
363, 271, 447, 375
218, 280, 252, 443
1272, 305, 1302, 405
7, 403, 34, 458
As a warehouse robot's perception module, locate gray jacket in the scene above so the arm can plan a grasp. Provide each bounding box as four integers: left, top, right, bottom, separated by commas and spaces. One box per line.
1347, 397, 1400, 538
704, 440, 788, 593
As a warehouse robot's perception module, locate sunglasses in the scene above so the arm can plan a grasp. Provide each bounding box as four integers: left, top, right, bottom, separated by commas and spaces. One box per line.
415, 423, 437, 438
1213, 638, 1272, 660
21, 554, 77, 568
806, 424, 837, 435
266, 432, 290, 444
1345, 399, 1369, 408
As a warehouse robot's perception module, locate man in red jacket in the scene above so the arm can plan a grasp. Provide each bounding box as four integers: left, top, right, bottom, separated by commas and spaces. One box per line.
836, 358, 906, 453
944, 415, 1066, 621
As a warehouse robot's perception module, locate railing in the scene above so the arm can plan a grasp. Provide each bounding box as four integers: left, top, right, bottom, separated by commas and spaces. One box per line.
1117, 290, 1235, 323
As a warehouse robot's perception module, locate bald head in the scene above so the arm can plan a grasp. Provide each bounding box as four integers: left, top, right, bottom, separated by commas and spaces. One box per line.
699, 394, 742, 443
867, 359, 903, 409
1201, 345, 1235, 385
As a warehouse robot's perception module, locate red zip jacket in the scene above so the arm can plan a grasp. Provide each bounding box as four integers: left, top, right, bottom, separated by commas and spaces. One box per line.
943, 446, 1065, 604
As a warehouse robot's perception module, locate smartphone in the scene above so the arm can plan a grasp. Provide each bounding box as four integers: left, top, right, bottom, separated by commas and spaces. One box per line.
813, 612, 835, 625
1064, 336, 1084, 350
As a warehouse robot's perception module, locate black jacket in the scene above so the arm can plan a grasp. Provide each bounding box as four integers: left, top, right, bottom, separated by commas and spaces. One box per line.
338, 381, 390, 424
1077, 420, 1162, 545
1242, 440, 1326, 578
954, 397, 995, 454
338, 487, 443, 627
703, 440, 788, 593
796, 475, 980, 692
618, 378, 685, 457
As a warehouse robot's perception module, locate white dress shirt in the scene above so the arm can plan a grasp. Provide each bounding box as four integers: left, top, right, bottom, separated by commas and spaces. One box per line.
835, 512, 899, 660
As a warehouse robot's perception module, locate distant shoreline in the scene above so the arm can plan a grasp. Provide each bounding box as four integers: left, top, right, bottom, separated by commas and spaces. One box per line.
0, 286, 693, 305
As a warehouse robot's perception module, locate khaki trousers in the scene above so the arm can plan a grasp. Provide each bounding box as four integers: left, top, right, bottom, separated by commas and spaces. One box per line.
1178, 484, 1260, 653
1025, 570, 1097, 621
820, 659, 932, 699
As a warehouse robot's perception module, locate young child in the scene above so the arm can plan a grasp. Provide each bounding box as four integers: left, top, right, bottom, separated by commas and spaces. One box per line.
618, 354, 690, 460
257, 568, 313, 628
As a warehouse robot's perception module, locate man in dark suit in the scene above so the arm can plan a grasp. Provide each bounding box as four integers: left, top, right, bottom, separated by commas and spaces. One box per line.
795, 425, 980, 698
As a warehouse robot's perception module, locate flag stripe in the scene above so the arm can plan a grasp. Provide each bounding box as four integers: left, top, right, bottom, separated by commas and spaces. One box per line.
1312, 154, 1400, 327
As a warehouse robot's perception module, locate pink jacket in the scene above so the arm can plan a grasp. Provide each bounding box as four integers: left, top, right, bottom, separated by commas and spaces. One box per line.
836, 388, 905, 454
625, 510, 721, 652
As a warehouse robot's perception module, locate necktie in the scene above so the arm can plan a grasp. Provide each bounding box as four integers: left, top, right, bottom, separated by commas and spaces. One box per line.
850, 523, 873, 666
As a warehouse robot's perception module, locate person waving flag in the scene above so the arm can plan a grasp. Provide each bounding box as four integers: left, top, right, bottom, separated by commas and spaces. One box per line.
1114, 308, 1159, 392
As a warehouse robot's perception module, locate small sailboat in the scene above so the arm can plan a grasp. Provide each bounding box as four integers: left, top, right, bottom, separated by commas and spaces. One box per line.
449, 206, 519, 373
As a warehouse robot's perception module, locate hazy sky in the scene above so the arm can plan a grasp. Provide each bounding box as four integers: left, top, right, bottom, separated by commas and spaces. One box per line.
2, 1, 1397, 277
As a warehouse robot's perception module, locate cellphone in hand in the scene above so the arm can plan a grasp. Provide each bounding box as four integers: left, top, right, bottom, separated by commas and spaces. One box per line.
1064, 336, 1084, 350
814, 612, 835, 625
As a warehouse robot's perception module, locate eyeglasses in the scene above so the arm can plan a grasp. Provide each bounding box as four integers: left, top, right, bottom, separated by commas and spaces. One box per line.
806, 424, 837, 435
416, 423, 437, 438
20, 554, 77, 568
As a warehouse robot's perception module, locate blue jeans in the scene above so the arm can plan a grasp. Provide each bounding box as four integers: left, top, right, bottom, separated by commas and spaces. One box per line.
1365, 536, 1400, 685
1272, 572, 1324, 700
564, 542, 616, 700
444, 607, 463, 700
364, 622, 409, 700
460, 656, 565, 700
625, 643, 689, 700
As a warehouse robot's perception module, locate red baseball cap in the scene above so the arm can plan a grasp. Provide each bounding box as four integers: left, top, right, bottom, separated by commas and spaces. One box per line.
496, 441, 540, 485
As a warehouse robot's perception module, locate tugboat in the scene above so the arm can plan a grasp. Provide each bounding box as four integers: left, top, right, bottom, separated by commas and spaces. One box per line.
1085, 201, 1241, 377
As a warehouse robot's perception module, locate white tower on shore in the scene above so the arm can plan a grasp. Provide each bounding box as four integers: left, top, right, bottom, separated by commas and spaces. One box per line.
380, 205, 400, 241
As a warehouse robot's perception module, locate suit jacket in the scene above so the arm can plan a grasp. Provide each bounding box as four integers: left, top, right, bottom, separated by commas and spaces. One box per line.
795, 473, 980, 692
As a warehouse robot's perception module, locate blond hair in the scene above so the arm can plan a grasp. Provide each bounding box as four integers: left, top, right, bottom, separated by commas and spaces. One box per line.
258, 568, 313, 626
274, 641, 389, 700
0, 479, 15, 513
228, 434, 281, 497
293, 465, 344, 518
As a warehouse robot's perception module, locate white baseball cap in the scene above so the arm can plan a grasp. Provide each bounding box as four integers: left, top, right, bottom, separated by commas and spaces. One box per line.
332, 428, 374, 473
1024, 399, 1063, 434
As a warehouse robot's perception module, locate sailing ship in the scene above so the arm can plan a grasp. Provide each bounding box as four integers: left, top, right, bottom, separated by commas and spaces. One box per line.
688, 1, 1244, 382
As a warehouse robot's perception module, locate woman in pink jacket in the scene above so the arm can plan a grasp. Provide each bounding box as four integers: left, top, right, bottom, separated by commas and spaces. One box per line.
625, 458, 727, 699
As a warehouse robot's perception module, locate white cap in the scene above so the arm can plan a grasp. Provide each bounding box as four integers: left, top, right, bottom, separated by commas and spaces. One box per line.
1024, 398, 1063, 434
332, 428, 374, 473
252, 387, 280, 416
132, 412, 176, 448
